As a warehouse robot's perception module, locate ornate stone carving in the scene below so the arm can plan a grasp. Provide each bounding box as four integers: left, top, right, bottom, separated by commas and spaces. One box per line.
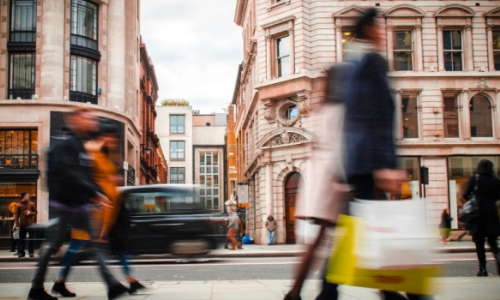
477, 78, 489, 91
297, 92, 310, 116
268, 131, 306, 146
262, 99, 276, 122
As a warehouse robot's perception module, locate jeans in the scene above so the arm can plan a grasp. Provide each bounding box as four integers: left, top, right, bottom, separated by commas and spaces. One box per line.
32, 206, 120, 289
18, 226, 35, 255
269, 230, 275, 244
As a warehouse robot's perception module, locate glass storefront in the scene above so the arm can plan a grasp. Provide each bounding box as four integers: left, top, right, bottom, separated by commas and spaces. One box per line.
0, 182, 37, 236
448, 156, 500, 229
391, 157, 421, 200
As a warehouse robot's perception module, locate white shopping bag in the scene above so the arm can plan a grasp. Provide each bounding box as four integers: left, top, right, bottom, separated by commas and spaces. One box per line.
350, 199, 434, 270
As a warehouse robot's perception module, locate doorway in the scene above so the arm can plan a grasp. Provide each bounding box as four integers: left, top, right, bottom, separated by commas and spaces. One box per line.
285, 172, 301, 244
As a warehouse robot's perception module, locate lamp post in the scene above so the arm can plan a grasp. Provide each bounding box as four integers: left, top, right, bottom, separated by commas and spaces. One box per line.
140, 144, 152, 155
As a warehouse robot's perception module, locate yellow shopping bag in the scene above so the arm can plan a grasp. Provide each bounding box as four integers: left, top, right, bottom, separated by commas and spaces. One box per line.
325, 214, 441, 295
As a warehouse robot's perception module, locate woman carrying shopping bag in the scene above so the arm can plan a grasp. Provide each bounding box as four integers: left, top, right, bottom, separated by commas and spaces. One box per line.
462, 159, 500, 277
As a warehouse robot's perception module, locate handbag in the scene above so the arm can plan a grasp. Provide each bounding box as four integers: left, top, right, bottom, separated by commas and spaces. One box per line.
13, 229, 20, 239
326, 199, 441, 295
459, 174, 480, 223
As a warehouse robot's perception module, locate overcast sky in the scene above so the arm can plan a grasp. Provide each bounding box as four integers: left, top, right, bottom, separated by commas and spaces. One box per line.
140, 1, 243, 113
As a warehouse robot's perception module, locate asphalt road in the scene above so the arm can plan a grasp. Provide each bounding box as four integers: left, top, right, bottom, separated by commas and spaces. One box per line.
0, 253, 497, 283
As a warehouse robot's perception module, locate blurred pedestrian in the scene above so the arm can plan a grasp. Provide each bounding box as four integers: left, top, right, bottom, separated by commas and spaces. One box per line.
439, 208, 452, 245
14, 192, 37, 258
284, 63, 352, 300
28, 107, 128, 300
266, 215, 277, 245
55, 124, 145, 295
315, 8, 430, 300
10, 203, 18, 253
462, 159, 500, 277
227, 209, 242, 250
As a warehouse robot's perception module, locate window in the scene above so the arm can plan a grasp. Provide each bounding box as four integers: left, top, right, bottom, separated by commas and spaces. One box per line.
443, 96, 460, 138
122, 191, 201, 214
169, 115, 185, 133
169, 141, 185, 160
494, 30, 500, 70
198, 151, 221, 210
341, 30, 353, 61
401, 95, 418, 138
469, 95, 492, 137
285, 105, 298, 120
9, 53, 35, 99
393, 31, 413, 71
70, 55, 97, 103
69, 0, 99, 105
169, 167, 185, 184
0, 129, 38, 169
71, 0, 98, 50
390, 157, 420, 200
8, 0, 36, 100
276, 35, 290, 77
443, 30, 462, 71
10, 0, 36, 43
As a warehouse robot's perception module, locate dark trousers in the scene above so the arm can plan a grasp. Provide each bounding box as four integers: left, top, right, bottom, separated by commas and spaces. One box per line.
18, 226, 35, 255
473, 232, 500, 265
316, 174, 432, 300
32, 207, 120, 289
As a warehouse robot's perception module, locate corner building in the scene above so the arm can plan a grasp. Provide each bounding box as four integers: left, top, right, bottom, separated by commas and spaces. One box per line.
0, 0, 144, 246
232, 0, 500, 244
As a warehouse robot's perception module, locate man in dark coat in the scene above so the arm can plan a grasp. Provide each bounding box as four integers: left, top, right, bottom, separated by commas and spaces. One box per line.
14, 191, 37, 257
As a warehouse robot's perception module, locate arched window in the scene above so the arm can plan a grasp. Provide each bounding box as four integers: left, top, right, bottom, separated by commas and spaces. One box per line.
469, 95, 493, 137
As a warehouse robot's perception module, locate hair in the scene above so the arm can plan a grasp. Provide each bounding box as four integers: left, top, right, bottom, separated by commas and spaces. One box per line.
476, 159, 494, 175
20, 192, 28, 199
353, 8, 378, 40
441, 208, 448, 218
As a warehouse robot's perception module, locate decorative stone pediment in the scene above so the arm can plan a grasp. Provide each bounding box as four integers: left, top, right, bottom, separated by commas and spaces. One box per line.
333, 5, 366, 19
259, 128, 311, 148
435, 5, 475, 18
384, 5, 425, 18
484, 7, 500, 18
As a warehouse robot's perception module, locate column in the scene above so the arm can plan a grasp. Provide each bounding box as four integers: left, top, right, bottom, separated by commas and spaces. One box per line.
459, 91, 470, 140
265, 30, 272, 80
416, 24, 423, 71
486, 24, 494, 71
288, 20, 295, 74
465, 24, 474, 71
265, 162, 273, 216
437, 25, 445, 71
335, 24, 343, 62
39, 0, 65, 101
386, 24, 394, 71
394, 91, 403, 140
106, 0, 126, 110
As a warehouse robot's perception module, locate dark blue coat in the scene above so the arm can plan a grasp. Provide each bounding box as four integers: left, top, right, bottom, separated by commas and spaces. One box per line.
463, 174, 500, 236
344, 52, 396, 179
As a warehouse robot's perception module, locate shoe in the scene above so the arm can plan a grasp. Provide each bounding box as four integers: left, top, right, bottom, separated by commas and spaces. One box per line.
477, 264, 488, 277
284, 294, 302, 300
18, 253, 25, 258
224, 246, 229, 249
52, 281, 76, 297
108, 283, 129, 300
29, 253, 35, 258
129, 281, 146, 294
9, 249, 16, 252
28, 287, 58, 300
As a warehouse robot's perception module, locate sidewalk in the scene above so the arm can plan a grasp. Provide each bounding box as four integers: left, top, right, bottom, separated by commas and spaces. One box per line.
1, 277, 499, 299
0, 241, 479, 262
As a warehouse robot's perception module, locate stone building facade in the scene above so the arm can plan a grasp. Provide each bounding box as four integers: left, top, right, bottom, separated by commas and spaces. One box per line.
232, 0, 500, 244
0, 0, 146, 245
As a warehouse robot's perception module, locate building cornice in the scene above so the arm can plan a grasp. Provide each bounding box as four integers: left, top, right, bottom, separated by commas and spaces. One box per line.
234, 0, 248, 26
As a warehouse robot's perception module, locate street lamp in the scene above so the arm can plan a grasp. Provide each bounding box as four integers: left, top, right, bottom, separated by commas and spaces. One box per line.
141, 144, 152, 155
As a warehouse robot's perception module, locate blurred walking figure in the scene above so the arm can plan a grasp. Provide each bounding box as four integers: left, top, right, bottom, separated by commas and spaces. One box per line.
266, 215, 277, 245
462, 159, 500, 277
227, 209, 242, 250
15, 192, 37, 258
28, 107, 128, 300
439, 209, 452, 245
55, 124, 145, 295
314, 8, 431, 300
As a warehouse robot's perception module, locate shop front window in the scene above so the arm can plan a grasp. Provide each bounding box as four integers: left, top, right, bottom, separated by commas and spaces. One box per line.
0, 129, 38, 169
391, 157, 420, 200
0, 182, 36, 236
448, 156, 500, 229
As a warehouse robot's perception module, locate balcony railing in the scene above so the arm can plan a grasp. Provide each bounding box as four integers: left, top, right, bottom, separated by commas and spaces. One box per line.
0, 154, 38, 170
69, 91, 98, 105
9, 89, 34, 100
127, 165, 136, 186
10, 31, 36, 43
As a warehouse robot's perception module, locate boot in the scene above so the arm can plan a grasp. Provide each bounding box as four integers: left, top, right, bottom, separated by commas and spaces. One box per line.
27, 287, 58, 300
107, 283, 129, 300
51, 281, 76, 297
477, 263, 488, 277
129, 281, 146, 294
494, 253, 500, 276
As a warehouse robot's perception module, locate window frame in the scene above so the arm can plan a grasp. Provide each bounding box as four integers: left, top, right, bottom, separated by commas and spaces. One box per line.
169, 115, 185, 134
262, 16, 295, 80
442, 29, 463, 71
392, 29, 414, 71
8, 52, 35, 99
492, 29, 500, 71
169, 167, 185, 184
169, 141, 185, 160
275, 34, 290, 78
69, 55, 98, 104
401, 94, 420, 139
70, 0, 98, 51
442, 93, 461, 139
469, 94, 493, 138
9, 0, 37, 43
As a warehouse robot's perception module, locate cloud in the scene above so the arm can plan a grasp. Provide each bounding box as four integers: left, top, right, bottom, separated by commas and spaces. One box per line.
141, 0, 242, 113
